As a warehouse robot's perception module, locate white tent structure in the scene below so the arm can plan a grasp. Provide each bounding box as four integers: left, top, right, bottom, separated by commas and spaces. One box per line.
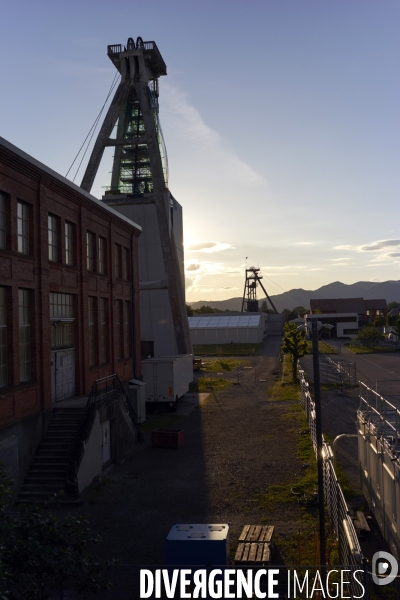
188, 314, 265, 345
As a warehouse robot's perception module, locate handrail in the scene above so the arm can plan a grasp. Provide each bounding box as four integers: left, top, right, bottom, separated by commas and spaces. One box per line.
66, 374, 137, 493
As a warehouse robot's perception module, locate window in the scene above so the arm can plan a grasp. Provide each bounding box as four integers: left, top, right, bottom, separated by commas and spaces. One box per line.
0, 287, 7, 387
86, 232, 94, 271
98, 237, 106, 274
0, 193, 6, 250
50, 293, 74, 348
17, 201, 29, 255
99, 298, 108, 364
124, 301, 131, 357
65, 222, 74, 265
88, 297, 96, 366
49, 293, 74, 318
114, 244, 121, 278
18, 289, 31, 382
122, 247, 130, 280
115, 300, 123, 360
48, 215, 58, 261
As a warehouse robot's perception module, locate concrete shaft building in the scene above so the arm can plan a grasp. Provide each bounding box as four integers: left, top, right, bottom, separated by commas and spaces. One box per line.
80, 37, 192, 405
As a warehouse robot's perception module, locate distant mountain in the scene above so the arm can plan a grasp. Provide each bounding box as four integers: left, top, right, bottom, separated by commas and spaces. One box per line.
189, 297, 244, 311
188, 280, 400, 313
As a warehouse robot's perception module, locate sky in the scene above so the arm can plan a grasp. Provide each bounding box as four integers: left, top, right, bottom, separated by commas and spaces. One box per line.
1, 0, 400, 303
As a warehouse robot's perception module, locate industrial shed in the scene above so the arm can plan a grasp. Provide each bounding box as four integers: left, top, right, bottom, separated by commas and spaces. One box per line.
188, 314, 265, 345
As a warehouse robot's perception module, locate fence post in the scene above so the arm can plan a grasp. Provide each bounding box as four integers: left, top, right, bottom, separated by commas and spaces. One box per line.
312, 320, 327, 585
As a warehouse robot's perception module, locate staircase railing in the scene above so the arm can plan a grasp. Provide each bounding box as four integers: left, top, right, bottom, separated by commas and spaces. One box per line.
66, 374, 138, 494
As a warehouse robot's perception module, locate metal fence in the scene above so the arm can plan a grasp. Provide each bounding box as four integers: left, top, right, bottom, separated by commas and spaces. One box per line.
298, 366, 366, 598
318, 353, 357, 386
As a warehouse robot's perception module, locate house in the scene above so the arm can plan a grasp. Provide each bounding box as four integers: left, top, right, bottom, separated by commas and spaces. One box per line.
0, 136, 142, 497
310, 298, 387, 323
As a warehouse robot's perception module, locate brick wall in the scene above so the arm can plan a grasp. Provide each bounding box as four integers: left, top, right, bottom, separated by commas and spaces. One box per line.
0, 141, 141, 431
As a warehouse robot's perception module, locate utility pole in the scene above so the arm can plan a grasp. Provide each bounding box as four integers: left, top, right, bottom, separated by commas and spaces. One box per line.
312, 320, 326, 584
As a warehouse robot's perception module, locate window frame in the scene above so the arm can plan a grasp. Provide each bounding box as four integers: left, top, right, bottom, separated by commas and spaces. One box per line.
48, 214, 59, 262
65, 221, 74, 266
0, 286, 7, 388
114, 243, 121, 279
0, 192, 7, 251
88, 296, 96, 366
98, 236, 107, 275
86, 232, 94, 272
99, 297, 108, 364
17, 201, 30, 255
18, 288, 31, 383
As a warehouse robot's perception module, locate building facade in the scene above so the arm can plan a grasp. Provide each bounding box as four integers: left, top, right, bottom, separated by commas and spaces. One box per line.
0, 136, 141, 485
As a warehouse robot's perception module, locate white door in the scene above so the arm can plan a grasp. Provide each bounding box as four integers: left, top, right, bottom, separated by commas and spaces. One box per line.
52, 349, 75, 402
102, 421, 111, 467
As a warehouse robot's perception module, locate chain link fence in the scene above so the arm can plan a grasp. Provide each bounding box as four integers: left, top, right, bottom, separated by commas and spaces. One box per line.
298, 365, 366, 598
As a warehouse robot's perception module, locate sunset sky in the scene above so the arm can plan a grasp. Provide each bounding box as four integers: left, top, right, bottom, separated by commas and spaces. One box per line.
1, 0, 399, 302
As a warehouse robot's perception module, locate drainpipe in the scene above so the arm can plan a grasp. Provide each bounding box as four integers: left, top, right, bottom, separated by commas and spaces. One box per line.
131, 233, 138, 379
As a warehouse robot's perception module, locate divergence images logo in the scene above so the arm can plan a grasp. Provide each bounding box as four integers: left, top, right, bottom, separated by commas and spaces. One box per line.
372, 551, 398, 586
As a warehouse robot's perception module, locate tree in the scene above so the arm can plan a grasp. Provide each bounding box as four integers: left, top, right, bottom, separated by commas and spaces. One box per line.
292, 305, 307, 316
0, 464, 116, 599
388, 301, 400, 311
356, 326, 384, 348
393, 317, 400, 346
281, 322, 308, 380
373, 315, 386, 328
186, 304, 193, 316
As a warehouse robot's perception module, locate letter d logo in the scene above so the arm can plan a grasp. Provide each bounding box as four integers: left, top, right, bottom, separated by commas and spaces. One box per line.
372, 551, 398, 586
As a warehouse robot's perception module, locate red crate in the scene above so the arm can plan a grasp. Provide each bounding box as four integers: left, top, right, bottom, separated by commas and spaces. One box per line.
152, 429, 185, 449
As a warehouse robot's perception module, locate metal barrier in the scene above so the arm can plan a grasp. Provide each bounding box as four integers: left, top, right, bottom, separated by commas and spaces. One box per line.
298, 366, 365, 598
319, 354, 357, 386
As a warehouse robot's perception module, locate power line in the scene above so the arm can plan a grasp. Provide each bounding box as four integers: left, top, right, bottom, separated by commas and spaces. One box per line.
262, 274, 308, 308
65, 72, 119, 180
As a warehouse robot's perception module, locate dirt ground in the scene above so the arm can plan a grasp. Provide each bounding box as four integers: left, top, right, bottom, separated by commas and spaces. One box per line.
69, 340, 393, 598
70, 337, 324, 597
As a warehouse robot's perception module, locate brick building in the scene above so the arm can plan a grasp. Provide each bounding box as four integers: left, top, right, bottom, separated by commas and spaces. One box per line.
0, 136, 142, 490
309, 297, 387, 321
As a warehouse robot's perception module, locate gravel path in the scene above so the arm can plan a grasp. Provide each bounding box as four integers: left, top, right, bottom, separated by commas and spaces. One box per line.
73, 336, 316, 597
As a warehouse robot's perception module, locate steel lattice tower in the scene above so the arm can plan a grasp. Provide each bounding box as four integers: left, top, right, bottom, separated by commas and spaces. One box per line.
81, 37, 191, 357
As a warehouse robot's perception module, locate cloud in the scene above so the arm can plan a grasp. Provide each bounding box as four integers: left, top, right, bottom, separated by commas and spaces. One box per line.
187, 241, 234, 253
333, 245, 355, 250
330, 257, 351, 261
186, 263, 201, 271
359, 239, 400, 252
162, 83, 264, 186
388, 253, 400, 258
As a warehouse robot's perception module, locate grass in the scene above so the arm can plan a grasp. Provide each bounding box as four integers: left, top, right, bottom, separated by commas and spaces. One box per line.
193, 343, 261, 356
189, 377, 232, 393
267, 354, 301, 401
344, 344, 398, 354
261, 369, 356, 565
201, 358, 245, 372
306, 341, 336, 354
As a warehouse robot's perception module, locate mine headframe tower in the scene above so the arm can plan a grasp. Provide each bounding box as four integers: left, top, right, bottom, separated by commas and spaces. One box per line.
80, 37, 191, 358
241, 267, 278, 314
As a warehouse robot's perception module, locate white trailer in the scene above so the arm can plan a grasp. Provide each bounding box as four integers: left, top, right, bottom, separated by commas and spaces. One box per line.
141, 355, 193, 411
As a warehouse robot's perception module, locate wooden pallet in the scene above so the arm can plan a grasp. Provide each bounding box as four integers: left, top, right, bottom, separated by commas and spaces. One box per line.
234, 525, 274, 565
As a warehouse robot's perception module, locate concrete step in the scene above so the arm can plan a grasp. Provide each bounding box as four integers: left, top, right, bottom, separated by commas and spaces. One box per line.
25, 472, 66, 481
21, 481, 65, 489
36, 448, 71, 456
47, 424, 80, 431
42, 434, 76, 441
32, 456, 69, 465
28, 468, 68, 476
